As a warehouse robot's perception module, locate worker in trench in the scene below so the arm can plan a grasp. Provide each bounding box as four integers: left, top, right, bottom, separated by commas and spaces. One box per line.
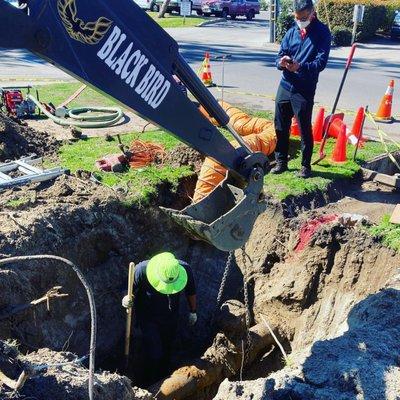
272, 0, 331, 179
122, 252, 197, 384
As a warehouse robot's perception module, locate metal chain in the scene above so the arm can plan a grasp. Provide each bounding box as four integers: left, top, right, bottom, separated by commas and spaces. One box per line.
241, 246, 252, 368
216, 251, 234, 308
211, 251, 234, 327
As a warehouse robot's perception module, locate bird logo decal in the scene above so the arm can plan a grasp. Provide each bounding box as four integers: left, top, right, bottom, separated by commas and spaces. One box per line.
57, 0, 113, 45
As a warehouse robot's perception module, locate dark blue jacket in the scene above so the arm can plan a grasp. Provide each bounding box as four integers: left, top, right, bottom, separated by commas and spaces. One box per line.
276, 19, 331, 99
133, 259, 196, 325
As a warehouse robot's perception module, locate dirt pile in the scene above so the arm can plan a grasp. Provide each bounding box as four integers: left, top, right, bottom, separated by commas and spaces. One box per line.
163, 144, 204, 173
0, 174, 240, 397
0, 340, 152, 400
213, 211, 400, 400
0, 112, 59, 162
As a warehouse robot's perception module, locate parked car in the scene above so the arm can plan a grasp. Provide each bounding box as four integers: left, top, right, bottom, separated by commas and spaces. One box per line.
154, 0, 203, 15
391, 11, 400, 40
134, 0, 159, 12
201, 0, 260, 20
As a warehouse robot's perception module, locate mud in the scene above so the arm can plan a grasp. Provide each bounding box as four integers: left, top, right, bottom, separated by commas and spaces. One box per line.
0, 114, 59, 162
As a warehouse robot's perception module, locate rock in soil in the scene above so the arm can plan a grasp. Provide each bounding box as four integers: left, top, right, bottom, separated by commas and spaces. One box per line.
0, 112, 59, 162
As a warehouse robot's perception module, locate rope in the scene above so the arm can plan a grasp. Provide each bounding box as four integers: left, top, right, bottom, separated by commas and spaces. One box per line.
128, 140, 166, 169
365, 110, 400, 170
0, 255, 96, 400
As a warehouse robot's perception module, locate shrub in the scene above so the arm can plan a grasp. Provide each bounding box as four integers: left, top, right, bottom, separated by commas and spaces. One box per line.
276, 0, 294, 42
331, 25, 353, 46
276, 13, 295, 42
317, 0, 400, 41
260, 0, 269, 11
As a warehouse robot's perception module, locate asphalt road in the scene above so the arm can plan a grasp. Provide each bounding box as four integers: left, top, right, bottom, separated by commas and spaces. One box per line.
1, 11, 399, 137
166, 14, 400, 138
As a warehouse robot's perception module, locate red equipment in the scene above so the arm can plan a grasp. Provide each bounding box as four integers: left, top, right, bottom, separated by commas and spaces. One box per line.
2, 90, 24, 115
0, 86, 38, 118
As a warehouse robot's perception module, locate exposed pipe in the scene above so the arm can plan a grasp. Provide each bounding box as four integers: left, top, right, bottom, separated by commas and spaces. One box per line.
150, 322, 275, 400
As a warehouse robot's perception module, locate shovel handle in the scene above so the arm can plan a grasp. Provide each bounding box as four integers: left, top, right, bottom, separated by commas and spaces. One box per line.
124, 262, 135, 368
346, 43, 357, 69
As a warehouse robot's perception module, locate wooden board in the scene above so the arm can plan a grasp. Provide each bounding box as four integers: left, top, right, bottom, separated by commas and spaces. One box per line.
390, 204, 400, 224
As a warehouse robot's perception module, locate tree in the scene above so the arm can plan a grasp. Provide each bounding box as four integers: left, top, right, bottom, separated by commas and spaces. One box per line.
158, 0, 172, 18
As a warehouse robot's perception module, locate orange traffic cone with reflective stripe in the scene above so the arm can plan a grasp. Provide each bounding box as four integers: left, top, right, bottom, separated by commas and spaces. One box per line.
201, 52, 215, 87
291, 117, 300, 136
374, 80, 394, 123
331, 123, 348, 163
347, 107, 365, 146
312, 107, 325, 143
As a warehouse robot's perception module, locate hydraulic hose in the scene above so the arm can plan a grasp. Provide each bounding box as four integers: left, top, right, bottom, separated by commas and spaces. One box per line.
0, 255, 96, 400
27, 94, 124, 129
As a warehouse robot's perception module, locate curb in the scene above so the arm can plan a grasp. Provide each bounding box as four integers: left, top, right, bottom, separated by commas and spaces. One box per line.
197, 18, 225, 27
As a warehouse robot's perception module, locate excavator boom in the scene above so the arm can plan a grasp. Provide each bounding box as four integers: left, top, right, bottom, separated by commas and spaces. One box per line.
0, 0, 269, 251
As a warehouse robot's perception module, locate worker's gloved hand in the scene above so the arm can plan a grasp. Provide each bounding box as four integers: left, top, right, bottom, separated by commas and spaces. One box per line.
122, 295, 133, 309
188, 312, 197, 326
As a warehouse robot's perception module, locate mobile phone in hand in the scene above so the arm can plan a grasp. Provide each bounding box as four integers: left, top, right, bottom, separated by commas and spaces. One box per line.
286, 58, 294, 64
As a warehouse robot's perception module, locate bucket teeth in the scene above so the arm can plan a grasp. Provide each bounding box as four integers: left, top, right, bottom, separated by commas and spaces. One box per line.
160, 171, 266, 251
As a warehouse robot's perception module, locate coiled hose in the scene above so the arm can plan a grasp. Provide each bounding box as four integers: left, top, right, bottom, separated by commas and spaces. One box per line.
27, 94, 124, 129
0, 255, 96, 400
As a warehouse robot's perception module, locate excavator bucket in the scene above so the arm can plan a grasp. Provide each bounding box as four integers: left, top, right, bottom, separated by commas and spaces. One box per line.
161, 169, 266, 251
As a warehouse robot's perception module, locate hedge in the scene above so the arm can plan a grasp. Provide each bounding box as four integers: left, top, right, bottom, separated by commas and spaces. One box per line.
276, 0, 400, 44
317, 0, 400, 41
331, 25, 352, 46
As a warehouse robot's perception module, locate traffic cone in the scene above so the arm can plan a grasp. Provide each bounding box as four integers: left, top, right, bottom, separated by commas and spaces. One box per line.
201, 52, 214, 87
374, 80, 394, 123
312, 107, 325, 143
347, 107, 365, 146
331, 123, 348, 163
327, 116, 345, 139
291, 117, 300, 136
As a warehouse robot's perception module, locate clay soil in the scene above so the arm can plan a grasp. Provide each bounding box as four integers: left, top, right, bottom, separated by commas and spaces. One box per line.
1, 114, 400, 400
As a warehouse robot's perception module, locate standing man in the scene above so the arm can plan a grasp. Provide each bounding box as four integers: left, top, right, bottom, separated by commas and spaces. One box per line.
272, 0, 331, 178
122, 252, 197, 384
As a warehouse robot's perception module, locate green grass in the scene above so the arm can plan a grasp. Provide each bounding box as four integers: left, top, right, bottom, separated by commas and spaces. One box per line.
30, 83, 119, 110
58, 130, 193, 205
30, 81, 397, 203
369, 215, 400, 251
148, 11, 207, 28
6, 197, 30, 209
264, 137, 397, 201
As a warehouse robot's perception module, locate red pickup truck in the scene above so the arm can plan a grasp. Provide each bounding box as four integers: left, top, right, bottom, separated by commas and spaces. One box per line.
201, 0, 260, 20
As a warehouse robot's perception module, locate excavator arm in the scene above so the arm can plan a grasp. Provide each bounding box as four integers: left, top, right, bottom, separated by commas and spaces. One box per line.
0, 0, 269, 251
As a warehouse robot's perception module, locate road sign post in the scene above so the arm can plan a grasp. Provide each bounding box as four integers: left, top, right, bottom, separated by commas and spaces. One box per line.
180, 0, 192, 24
268, 0, 277, 43
352, 4, 365, 44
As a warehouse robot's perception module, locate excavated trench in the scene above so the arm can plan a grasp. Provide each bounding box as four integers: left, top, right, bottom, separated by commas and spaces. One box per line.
1, 115, 400, 399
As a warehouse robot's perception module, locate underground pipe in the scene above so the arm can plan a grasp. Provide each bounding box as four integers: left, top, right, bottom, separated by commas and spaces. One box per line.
150, 322, 276, 400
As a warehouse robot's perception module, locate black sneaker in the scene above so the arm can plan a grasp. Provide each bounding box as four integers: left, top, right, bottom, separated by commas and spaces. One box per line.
297, 166, 312, 179
270, 163, 288, 174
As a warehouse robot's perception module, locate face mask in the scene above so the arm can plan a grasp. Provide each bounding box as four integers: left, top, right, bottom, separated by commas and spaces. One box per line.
296, 19, 311, 29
